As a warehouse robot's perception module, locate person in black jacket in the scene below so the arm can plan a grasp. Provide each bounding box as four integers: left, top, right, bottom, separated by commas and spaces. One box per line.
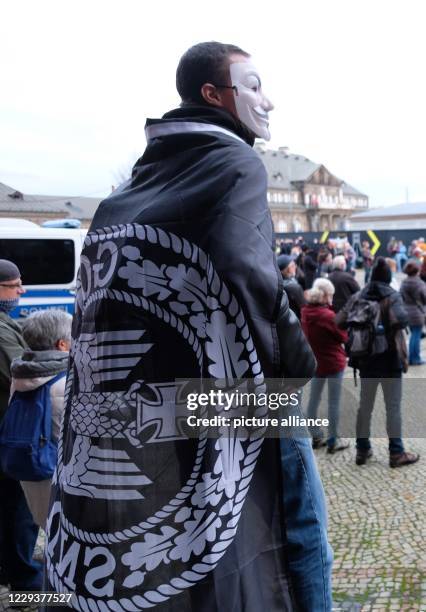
277, 254, 306, 320
328, 255, 360, 312
400, 261, 426, 365
337, 257, 420, 468
301, 246, 318, 289
46, 42, 331, 612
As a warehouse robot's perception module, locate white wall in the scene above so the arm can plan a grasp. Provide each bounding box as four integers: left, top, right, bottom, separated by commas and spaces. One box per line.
349, 217, 426, 230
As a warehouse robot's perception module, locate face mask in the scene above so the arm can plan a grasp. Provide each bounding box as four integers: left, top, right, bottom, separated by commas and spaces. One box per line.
0, 297, 20, 314
229, 61, 274, 141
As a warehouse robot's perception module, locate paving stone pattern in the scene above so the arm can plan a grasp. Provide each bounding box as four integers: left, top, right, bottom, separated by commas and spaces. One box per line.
317, 435, 425, 611
317, 333, 426, 612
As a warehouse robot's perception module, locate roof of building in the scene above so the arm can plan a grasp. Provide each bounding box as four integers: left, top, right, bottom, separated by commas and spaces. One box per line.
351, 201, 426, 219
254, 144, 367, 197
255, 146, 319, 189
0, 181, 102, 219
341, 182, 365, 197
0, 181, 18, 198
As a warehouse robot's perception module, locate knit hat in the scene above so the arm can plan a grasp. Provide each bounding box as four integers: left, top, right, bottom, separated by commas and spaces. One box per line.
370, 256, 392, 284
277, 254, 293, 271
0, 259, 21, 283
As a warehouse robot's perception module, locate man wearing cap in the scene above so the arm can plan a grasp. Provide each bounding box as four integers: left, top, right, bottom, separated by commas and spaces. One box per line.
0, 260, 43, 592
277, 254, 306, 320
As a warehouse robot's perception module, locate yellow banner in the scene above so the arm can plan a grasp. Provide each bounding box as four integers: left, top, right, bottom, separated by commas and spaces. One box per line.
319, 231, 329, 244
367, 230, 381, 256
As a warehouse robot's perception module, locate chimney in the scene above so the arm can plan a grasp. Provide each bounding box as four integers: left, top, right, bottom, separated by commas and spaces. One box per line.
279, 146, 289, 155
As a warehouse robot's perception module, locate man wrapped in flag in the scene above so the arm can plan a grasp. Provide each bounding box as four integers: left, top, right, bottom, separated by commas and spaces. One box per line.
46, 41, 332, 611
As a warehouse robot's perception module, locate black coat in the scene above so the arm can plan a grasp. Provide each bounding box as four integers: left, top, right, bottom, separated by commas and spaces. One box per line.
302, 251, 318, 289
46, 106, 316, 611
328, 269, 360, 313
400, 276, 426, 327
282, 278, 306, 320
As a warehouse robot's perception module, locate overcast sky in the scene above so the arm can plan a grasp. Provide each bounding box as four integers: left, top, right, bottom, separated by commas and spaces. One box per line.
2, 0, 426, 207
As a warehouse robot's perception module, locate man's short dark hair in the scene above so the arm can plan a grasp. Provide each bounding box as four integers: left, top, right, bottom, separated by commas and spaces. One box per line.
403, 261, 420, 276
176, 41, 250, 105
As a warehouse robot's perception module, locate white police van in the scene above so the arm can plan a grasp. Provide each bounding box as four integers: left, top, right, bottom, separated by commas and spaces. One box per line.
0, 219, 86, 318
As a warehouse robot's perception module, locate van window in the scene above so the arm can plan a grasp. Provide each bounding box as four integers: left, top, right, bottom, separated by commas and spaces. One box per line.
0, 239, 75, 285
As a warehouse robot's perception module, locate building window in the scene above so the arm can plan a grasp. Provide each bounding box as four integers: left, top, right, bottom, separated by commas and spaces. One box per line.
278, 220, 287, 232
0, 239, 75, 285
293, 218, 302, 232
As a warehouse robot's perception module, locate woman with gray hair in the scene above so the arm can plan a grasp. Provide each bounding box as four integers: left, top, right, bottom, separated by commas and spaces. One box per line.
9, 309, 72, 527
301, 279, 349, 453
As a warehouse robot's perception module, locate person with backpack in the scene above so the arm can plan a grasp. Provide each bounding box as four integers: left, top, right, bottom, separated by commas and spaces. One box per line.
7, 309, 72, 528
0, 259, 43, 592
336, 257, 420, 468
400, 261, 426, 365
301, 278, 349, 453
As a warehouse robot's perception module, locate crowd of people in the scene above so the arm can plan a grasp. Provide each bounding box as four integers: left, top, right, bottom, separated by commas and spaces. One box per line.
386, 236, 426, 272
277, 237, 425, 468
1, 244, 423, 597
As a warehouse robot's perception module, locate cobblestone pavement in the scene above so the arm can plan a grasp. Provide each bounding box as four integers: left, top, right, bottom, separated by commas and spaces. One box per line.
2, 444, 424, 612
315, 336, 426, 611
317, 436, 425, 611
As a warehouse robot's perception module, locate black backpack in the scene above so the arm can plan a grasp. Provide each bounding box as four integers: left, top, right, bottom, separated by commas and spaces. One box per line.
345, 294, 388, 361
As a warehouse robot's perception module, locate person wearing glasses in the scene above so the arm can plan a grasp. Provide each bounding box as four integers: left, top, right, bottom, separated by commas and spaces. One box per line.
0, 259, 43, 592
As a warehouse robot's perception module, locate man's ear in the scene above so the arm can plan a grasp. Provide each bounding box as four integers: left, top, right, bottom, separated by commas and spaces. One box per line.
56, 338, 69, 352
200, 83, 224, 108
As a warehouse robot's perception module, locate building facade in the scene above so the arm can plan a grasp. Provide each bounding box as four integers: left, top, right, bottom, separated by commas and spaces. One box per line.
349, 202, 426, 230
2, 145, 369, 233
255, 144, 368, 233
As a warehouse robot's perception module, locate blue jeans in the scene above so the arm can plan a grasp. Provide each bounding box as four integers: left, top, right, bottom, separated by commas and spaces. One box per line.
364, 266, 372, 284
356, 376, 404, 454
409, 325, 423, 364
395, 253, 408, 272
280, 436, 333, 611
306, 370, 344, 447
0, 478, 42, 590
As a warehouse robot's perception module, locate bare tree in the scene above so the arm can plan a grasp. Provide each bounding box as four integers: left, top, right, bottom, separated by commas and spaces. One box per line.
113, 153, 140, 189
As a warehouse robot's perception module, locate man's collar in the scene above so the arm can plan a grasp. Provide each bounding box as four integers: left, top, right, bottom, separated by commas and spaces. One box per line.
145, 120, 245, 144
145, 105, 256, 146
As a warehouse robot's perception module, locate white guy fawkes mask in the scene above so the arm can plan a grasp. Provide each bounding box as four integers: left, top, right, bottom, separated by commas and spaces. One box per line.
229, 60, 274, 141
